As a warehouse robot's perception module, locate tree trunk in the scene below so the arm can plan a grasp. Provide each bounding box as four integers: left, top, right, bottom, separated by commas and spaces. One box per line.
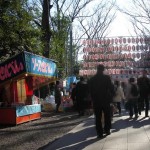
42, 0, 52, 58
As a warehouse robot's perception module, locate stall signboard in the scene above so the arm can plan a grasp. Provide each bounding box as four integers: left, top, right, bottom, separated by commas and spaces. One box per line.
0, 51, 57, 85
24, 51, 57, 78
0, 52, 26, 84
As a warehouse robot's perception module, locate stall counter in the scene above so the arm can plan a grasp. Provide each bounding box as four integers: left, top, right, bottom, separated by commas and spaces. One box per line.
0, 104, 41, 125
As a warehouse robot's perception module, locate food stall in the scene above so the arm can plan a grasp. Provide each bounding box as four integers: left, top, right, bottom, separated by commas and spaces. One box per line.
0, 51, 57, 125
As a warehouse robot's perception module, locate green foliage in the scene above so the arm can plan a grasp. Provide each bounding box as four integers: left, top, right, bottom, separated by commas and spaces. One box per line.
49, 14, 71, 77
0, 0, 42, 61
0, 0, 79, 78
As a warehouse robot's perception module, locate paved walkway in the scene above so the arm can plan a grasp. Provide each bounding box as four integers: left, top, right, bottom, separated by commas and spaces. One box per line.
43, 110, 150, 150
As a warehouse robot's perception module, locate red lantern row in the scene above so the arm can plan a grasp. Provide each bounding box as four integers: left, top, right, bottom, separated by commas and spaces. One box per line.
83, 61, 150, 68
83, 53, 148, 60
80, 69, 150, 76
82, 37, 150, 46
83, 45, 150, 53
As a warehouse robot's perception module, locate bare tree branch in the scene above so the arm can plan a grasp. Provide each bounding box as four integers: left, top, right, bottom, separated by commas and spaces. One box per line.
117, 0, 150, 36
77, 0, 116, 40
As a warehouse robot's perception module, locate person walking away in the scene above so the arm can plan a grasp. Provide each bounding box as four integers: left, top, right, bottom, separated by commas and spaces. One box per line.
71, 83, 77, 110
54, 81, 62, 113
126, 77, 139, 118
137, 70, 150, 117
76, 76, 88, 116
89, 64, 115, 138
121, 81, 127, 107
113, 80, 125, 115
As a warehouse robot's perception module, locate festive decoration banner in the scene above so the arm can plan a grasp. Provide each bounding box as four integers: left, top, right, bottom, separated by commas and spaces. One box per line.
80, 36, 150, 77
0, 51, 57, 85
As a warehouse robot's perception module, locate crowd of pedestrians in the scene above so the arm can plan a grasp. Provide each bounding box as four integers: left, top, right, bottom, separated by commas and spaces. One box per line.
54, 64, 150, 139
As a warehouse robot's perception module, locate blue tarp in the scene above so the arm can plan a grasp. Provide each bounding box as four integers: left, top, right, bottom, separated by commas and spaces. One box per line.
65, 76, 78, 91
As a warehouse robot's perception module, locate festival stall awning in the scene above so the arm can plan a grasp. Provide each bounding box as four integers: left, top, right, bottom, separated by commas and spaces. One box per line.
0, 51, 57, 88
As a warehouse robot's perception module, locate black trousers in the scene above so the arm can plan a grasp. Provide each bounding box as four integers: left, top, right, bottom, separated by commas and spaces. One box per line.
56, 101, 61, 112
113, 102, 121, 114
76, 98, 85, 115
128, 100, 138, 117
138, 96, 149, 116
94, 105, 111, 135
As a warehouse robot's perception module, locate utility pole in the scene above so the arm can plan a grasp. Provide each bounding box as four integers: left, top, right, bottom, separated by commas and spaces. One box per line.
69, 19, 73, 76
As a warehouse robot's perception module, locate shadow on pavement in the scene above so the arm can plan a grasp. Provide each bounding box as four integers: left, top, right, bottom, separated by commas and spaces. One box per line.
38, 118, 102, 150
112, 110, 150, 133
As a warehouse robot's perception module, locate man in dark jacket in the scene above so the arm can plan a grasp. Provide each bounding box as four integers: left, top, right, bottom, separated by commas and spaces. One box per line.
76, 77, 88, 116
54, 81, 62, 113
89, 64, 114, 138
137, 70, 150, 117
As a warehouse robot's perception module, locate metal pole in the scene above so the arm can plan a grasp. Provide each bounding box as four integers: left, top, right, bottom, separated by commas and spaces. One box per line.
70, 21, 73, 76
65, 40, 68, 76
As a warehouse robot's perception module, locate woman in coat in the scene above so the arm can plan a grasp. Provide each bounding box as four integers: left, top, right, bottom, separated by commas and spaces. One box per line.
113, 80, 125, 115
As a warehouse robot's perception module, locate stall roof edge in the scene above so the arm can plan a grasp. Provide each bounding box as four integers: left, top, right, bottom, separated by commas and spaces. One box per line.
24, 51, 58, 63
0, 51, 58, 65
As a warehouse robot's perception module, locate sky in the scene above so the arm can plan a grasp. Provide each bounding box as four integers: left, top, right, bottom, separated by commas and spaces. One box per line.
108, 0, 136, 37
76, 0, 136, 39
77, 0, 137, 60
108, 12, 135, 37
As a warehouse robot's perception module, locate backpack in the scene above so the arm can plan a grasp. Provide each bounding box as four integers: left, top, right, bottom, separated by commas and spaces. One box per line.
131, 84, 139, 97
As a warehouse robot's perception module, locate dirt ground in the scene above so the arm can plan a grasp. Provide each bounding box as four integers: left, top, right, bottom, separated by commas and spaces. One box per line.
0, 111, 90, 150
